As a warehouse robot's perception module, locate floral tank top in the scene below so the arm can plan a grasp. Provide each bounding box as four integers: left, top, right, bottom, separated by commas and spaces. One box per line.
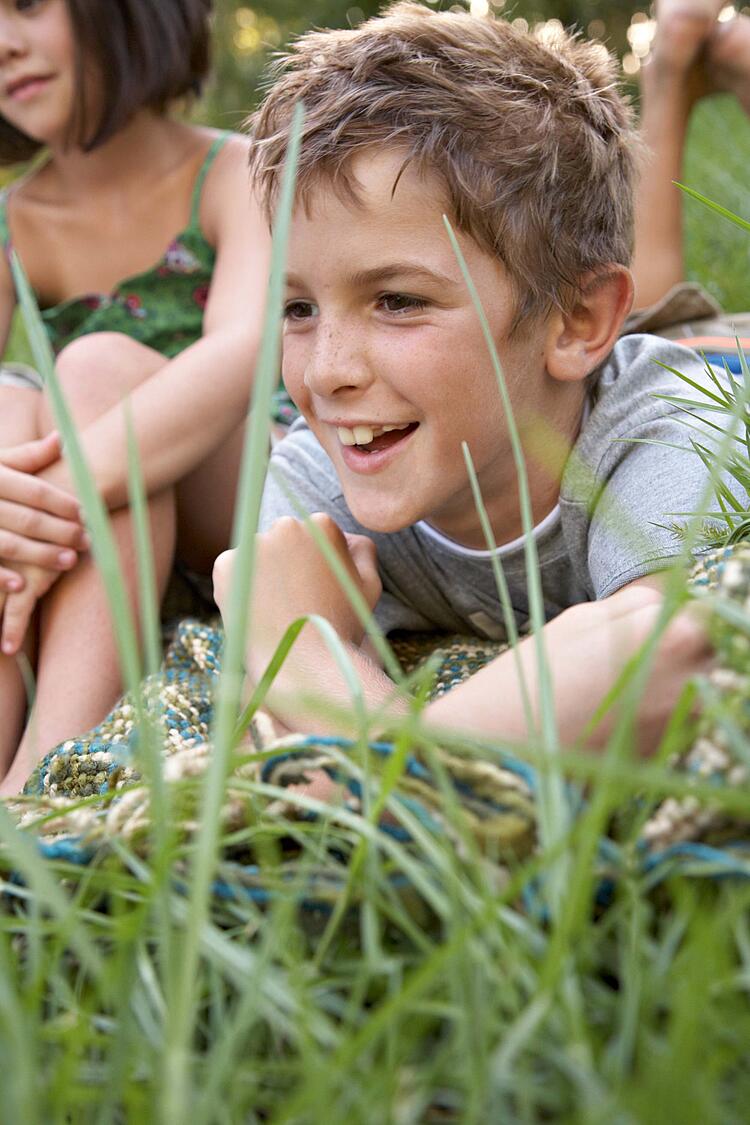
0, 132, 229, 359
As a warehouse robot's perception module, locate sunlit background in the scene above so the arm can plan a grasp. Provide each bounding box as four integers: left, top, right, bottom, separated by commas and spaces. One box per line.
201, 0, 750, 120
200, 0, 662, 123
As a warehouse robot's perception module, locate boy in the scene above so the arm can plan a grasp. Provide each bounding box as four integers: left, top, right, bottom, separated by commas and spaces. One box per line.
213, 3, 717, 754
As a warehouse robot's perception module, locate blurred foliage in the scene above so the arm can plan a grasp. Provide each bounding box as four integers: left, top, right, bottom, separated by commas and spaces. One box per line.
199, 0, 644, 126
194, 0, 750, 313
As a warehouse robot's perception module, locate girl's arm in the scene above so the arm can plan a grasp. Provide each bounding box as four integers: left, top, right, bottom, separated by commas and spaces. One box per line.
41, 136, 271, 508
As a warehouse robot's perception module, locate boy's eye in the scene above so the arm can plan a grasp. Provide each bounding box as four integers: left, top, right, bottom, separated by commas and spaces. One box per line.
379, 293, 429, 315
284, 299, 317, 322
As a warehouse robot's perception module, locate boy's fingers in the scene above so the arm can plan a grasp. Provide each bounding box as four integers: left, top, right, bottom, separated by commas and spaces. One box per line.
603, 583, 664, 620
1, 588, 35, 657
309, 512, 349, 550
344, 532, 382, 604
212, 548, 235, 610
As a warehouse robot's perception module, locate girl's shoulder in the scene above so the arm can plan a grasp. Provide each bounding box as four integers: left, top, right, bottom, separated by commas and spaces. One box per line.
190, 128, 253, 245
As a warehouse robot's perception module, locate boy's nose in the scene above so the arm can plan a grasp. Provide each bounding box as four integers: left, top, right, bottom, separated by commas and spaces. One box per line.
304, 322, 373, 398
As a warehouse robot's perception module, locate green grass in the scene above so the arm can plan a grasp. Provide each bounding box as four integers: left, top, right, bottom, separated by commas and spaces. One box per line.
1, 91, 750, 1125
684, 95, 750, 312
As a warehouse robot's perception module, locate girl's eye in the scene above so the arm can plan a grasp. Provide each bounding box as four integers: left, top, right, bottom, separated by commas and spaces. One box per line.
284, 300, 316, 322
15, 0, 45, 12
379, 293, 428, 315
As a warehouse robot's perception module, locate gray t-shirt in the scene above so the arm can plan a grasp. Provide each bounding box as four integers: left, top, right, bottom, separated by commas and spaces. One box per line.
260, 334, 730, 640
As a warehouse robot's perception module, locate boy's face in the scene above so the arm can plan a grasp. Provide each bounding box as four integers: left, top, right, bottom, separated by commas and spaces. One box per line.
283, 149, 574, 545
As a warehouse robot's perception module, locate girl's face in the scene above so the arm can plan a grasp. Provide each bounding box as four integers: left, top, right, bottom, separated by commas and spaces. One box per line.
0, 0, 81, 149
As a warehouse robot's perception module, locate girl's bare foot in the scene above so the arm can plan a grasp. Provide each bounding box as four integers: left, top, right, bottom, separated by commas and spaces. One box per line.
643, 0, 727, 106
650, 0, 727, 72
707, 11, 750, 113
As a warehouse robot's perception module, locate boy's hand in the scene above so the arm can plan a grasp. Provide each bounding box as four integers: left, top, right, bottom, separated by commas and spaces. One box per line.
0, 433, 87, 585
213, 513, 382, 677
543, 584, 712, 753
214, 514, 392, 759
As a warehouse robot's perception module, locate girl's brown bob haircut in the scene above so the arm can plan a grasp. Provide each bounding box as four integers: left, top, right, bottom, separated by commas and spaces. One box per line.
0, 0, 213, 164
248, 2, 639, 326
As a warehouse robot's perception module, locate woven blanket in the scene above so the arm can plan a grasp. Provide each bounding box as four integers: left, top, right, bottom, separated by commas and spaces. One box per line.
4, 546, 750, 910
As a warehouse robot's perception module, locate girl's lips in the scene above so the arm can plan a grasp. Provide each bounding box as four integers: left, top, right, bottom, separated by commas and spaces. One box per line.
6, 76, 52, 102
338, 423, 418, 474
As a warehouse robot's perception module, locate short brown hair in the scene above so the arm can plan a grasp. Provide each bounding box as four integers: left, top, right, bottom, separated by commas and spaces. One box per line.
0, 0, 212, 165
248, 2, 638, 325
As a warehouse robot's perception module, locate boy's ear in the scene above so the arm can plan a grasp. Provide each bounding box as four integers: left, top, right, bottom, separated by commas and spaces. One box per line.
544, 267, 634, 383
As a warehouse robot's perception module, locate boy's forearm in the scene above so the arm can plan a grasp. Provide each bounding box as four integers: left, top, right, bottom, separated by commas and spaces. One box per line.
423, 647, 538, 743
258, 625, 533, 744
256, 632, 409, 738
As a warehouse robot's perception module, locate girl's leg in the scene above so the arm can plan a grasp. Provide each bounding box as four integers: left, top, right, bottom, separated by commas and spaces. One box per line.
632, 0, 724, 308
0, 335, 177, 792
0, 384, 42, 771
2, 489, 175, 793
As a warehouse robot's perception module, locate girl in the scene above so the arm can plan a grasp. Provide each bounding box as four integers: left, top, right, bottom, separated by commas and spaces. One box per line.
0, 0, 270, 793
633, 0, 750, 308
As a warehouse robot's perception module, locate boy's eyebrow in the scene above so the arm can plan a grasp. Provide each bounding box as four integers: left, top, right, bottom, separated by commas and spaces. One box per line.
348, 263, 460, 288
285, 263, 460, 289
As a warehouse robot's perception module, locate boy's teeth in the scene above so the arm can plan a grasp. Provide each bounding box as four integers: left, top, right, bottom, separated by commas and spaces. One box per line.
337, 423, 410, 446
353, 425, 374, 445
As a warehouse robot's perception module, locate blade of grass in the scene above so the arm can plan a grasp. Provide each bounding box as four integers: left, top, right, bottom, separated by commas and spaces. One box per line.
442, 216, 569, 912
462, 442, 533, 731
162, 101, 304, 1125
676, 182, 750, 234
10, 252, 143, 701
124, 402, 161, 679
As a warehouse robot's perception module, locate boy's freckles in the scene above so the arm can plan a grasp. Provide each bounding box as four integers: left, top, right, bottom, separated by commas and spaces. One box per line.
282, 148, 586, 547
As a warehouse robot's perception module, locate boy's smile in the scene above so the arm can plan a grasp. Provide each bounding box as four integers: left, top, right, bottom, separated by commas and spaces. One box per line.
283, 149, 587, 548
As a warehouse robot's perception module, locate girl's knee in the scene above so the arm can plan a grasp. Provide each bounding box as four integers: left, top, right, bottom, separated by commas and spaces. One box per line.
49, 333, 165, 425
56, 332, 161, 388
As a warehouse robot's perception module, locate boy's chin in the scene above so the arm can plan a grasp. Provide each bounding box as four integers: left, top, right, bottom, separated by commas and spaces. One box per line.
345, 495, 422, 536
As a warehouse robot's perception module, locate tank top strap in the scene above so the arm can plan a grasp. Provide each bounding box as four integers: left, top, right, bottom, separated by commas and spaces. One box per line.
188, 131, 232, 229
0, 190, 12, 254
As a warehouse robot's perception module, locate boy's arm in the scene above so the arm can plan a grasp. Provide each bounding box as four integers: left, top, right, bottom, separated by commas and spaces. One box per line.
213, 515, 408, 736
425, 582, 709, 755
214, 516, 712, 756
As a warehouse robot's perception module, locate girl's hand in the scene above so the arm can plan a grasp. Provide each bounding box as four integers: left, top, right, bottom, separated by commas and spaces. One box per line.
0, 561, 60, 656
0, 433, 87, 583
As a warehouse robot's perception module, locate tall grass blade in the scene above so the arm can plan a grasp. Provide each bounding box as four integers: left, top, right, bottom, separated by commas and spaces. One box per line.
163, 102, 305, 1124
124, 402, 161, 679
462, 442, 533, 729
10, 252, 142, 699
442, 217, 570, 911
676, 182, 750, 234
